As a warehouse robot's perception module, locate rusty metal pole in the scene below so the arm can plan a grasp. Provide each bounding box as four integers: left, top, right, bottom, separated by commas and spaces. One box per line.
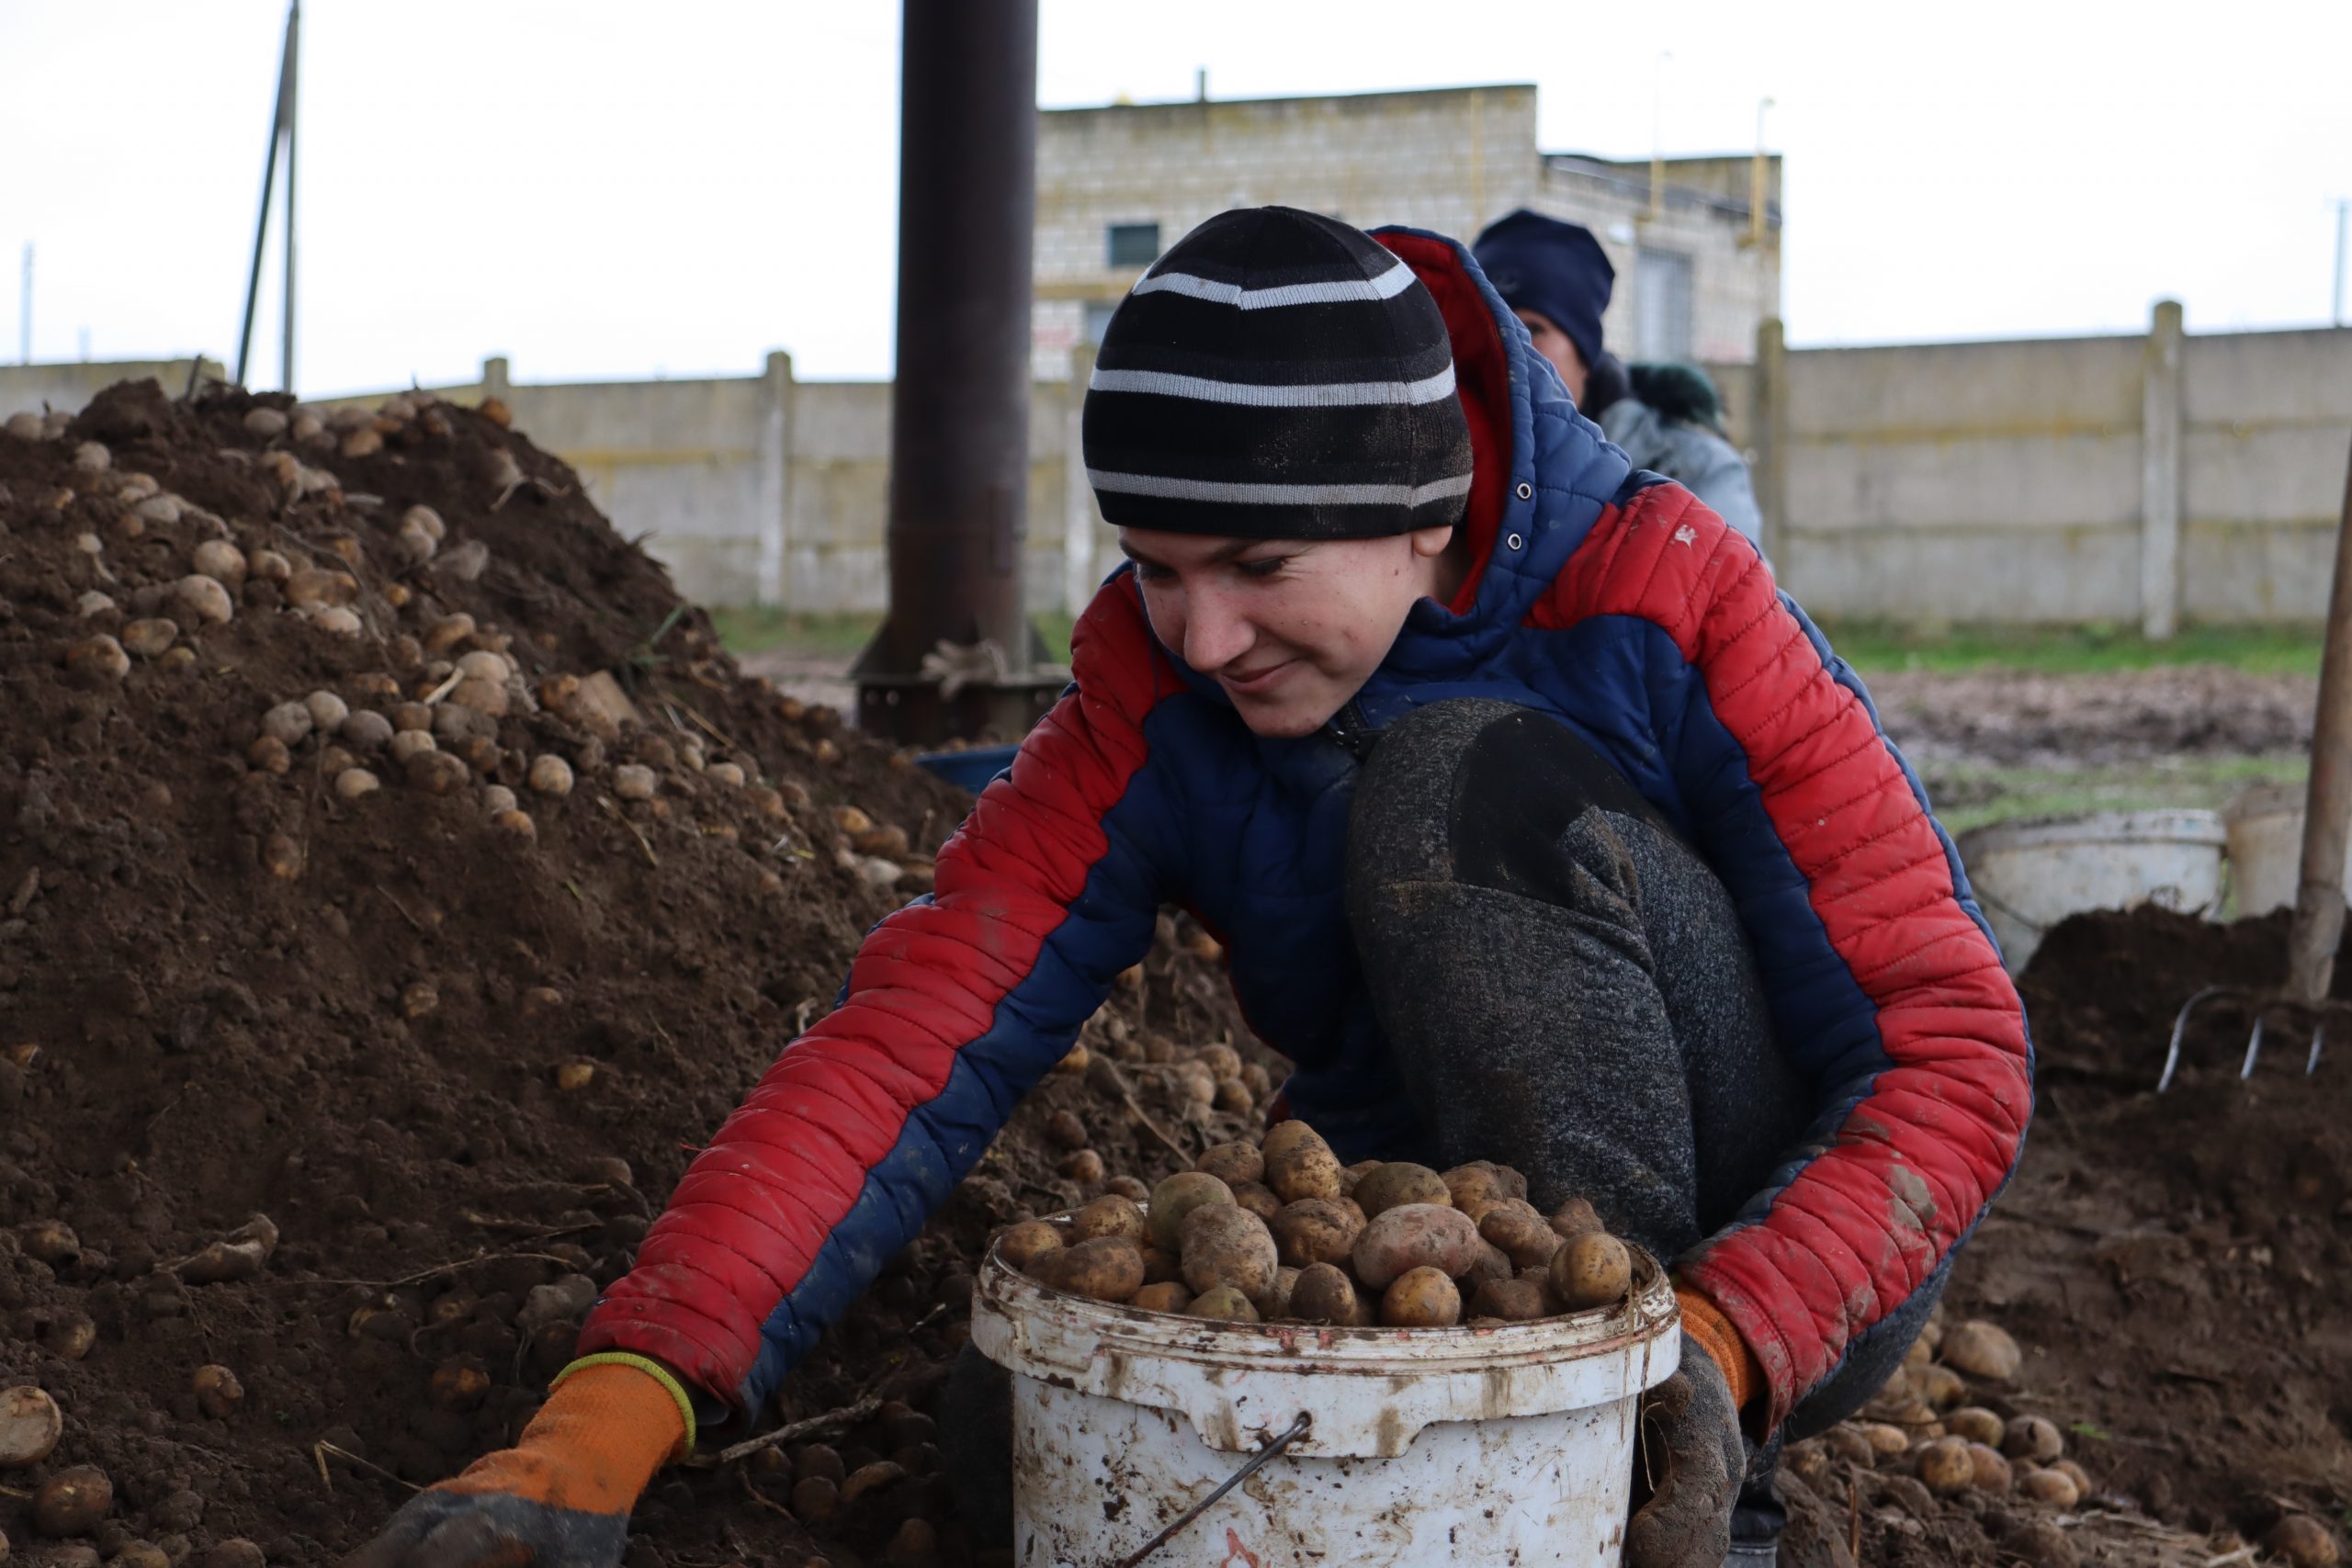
2285, 434, 2352, 1004
853, 0, 1057, 745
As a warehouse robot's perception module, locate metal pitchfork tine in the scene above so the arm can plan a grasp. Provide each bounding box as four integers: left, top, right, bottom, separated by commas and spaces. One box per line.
2160, 433, 2352, 1092
2158, 987, 2340, 1092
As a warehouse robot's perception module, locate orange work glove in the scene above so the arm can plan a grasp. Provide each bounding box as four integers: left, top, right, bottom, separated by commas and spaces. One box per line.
1673, 1284, 1764, 1412
338, 1357, 693, 1568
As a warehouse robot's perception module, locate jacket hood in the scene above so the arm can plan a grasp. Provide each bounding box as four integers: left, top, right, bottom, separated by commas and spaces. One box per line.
1366, 225, 1632, 678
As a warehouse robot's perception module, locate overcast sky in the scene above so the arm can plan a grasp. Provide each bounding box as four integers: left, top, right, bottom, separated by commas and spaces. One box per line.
5, 1, 2348, 396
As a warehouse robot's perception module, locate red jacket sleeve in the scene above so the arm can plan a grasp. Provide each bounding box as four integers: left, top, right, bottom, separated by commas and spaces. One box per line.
1558, 483, 2032, 1429
578, 577, 1188, 1415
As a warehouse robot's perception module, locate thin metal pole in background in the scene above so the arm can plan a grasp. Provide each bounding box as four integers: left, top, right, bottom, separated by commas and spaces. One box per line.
280, 0, 299, 393
2334, 198, 2346, 328
235, 1, 300, 390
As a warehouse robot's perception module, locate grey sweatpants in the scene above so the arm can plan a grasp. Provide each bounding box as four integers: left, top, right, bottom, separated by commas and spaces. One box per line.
943, 700, 1938, 1546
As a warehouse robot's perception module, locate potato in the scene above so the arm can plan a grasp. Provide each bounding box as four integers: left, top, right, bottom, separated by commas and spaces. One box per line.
1823, 1426, 1878, 1467
1229, 1181, 1283, 1223
1339, 1159, 1379, 1197
527, 755, 575, 796
1468, 1275, 1556, 1322
1044, 1110, 1089, 1149
1915, 1436, 1974, 1495
1549, 1196, 1604, 1238
32, 1463, 112, 1535
42, 1311, 96, 1359
1945, 1406, 2005, 1447
1137, 1247, 1182, 1285
1033, 1237, 1145, 1303
1179, 1205, 1278, 1297
2265, 1516, 2338, 1568
1188, 1285, 1261, 1323
430, 1359, 492, 1412
1194, 1140, 1264, 1188
2050, 1459, 2091, 1495
1478, 1208, 1565, 1270
1059, 1150, 1105, 1184
1351, 1162, 1452, 1218
1351, 1203, 1481, 1290
1548, 1231, 1633, 1308
1939, 1320, 2021, 1382
1104, 1176, 1150, 1202
0, 1383, 63, 1466
1381, 1266, 1462, 1328
1131, 1281, 1192, 1314
1261, 1122, 1343, 1202
2002, 1415, 2064, 1464
331, 765, 382, 799
997, 1220, 1063, 1272
1215, 1077, 1255, 1114
1917, 1363, 1968, 1411
191, 1364, 244, 1419
1269, 1199, 1363, 1269
2017, 1467, 2078, 1507
614, 764, 658, 801
1252, 1265, 1300, 1320
1147, 1172, 1234, 1253
1459, 1241, 1515, 1294
1068, 1196, 1145, 1246
1442, 1161, 1527, 1213
1855, 1421, 1911, 1456
1288, 1262, 1359, 1325
1965, 1442, 2012, 1492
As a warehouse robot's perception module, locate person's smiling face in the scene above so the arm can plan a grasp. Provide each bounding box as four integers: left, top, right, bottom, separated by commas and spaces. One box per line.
1119, 525, 1460, 738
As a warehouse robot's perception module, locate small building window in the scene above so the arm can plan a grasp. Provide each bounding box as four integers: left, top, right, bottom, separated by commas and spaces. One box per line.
1634, 247, 1694, 363
1106, 222, 1161, 268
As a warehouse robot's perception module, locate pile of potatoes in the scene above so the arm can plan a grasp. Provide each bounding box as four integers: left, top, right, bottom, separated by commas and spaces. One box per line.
995, 1118, 1637, 1330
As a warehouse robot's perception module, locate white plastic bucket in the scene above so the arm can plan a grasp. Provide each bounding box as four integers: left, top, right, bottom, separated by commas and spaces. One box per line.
2222, 782, 2335, 918
1957, 808, 2228, 975
969, 1230, 1680, 1567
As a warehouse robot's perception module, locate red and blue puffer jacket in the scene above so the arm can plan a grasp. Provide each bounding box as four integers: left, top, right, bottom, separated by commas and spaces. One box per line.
582, 229, 2032, 1433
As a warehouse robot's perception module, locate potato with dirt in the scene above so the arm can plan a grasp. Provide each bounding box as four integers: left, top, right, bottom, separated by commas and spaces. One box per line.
1068, 1195, 1146, 1247
1350, 1161, 1452, 1217
996, 1220, 1063, 1272
1148, 1171, 1235, 1253
1477, 1207, 1565, 1270
1548, 1230, 1632, 1308
1194, 1140, 1264, 1188
1351, 1202, 1482, 1289
1381, 1266, 1463, 1327
1179, 1204, 1278, 1298
1269, 1197, 1364, 1269
1287, 1262, 1362, 1325
1261, 1121, 1344, 1202
1467, 1275, 1557, 1322
1188, 1285, 1261, 1322
1031, 1237, 1146, 1303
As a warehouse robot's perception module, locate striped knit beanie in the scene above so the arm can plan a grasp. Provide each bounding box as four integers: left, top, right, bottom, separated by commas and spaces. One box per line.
1082, 207, 1474, 539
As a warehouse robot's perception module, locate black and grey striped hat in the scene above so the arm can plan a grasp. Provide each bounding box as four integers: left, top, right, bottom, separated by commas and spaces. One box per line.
1082, 207, 1474, 539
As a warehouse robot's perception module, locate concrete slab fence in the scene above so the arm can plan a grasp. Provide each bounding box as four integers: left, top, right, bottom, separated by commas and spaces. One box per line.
6, 315, 2346, 629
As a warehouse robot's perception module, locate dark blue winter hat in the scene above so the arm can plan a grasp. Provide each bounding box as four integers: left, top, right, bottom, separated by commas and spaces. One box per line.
1473, 209, 1614, 373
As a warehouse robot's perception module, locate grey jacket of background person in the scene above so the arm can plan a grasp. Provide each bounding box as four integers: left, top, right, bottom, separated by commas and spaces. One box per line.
1600, 397, 1766, 552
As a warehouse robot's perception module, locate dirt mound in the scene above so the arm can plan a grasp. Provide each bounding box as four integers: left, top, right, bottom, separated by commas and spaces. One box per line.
1870, 667, 2315, 768
0, 380, 1256, 1566
1781, 904, 2352, 1568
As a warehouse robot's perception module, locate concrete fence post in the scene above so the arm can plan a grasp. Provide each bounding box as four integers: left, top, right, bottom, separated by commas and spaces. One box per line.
1751, 318, 1790, 576
481, 355, 510, 400
758, 350, 794, 609
1063, 343, 1100, 615
2140, 299, 2185, 640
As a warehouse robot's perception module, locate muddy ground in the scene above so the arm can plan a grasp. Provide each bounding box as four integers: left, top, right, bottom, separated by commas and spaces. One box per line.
1, 383, 2344, 1568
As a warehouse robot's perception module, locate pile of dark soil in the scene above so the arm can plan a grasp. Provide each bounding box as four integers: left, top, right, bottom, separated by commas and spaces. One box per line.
0, 381, 1256, 1567
1869, 666, 2315, 769
1779, 903, 2352, 1568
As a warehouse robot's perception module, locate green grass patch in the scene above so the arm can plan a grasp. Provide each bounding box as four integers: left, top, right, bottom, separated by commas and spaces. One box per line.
1928, 753, 2307, 837
1817, 620, 2323, 678
707, 607, 1076, 664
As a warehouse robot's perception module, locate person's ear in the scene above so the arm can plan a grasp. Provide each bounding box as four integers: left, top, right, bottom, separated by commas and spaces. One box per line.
1407, 525, 1456, 559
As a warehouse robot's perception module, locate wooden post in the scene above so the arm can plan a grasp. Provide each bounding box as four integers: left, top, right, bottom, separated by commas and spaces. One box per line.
2286, 434, 2352, 1004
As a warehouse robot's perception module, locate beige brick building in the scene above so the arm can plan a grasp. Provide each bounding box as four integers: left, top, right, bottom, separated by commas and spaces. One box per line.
1034, 84, 1781, 378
